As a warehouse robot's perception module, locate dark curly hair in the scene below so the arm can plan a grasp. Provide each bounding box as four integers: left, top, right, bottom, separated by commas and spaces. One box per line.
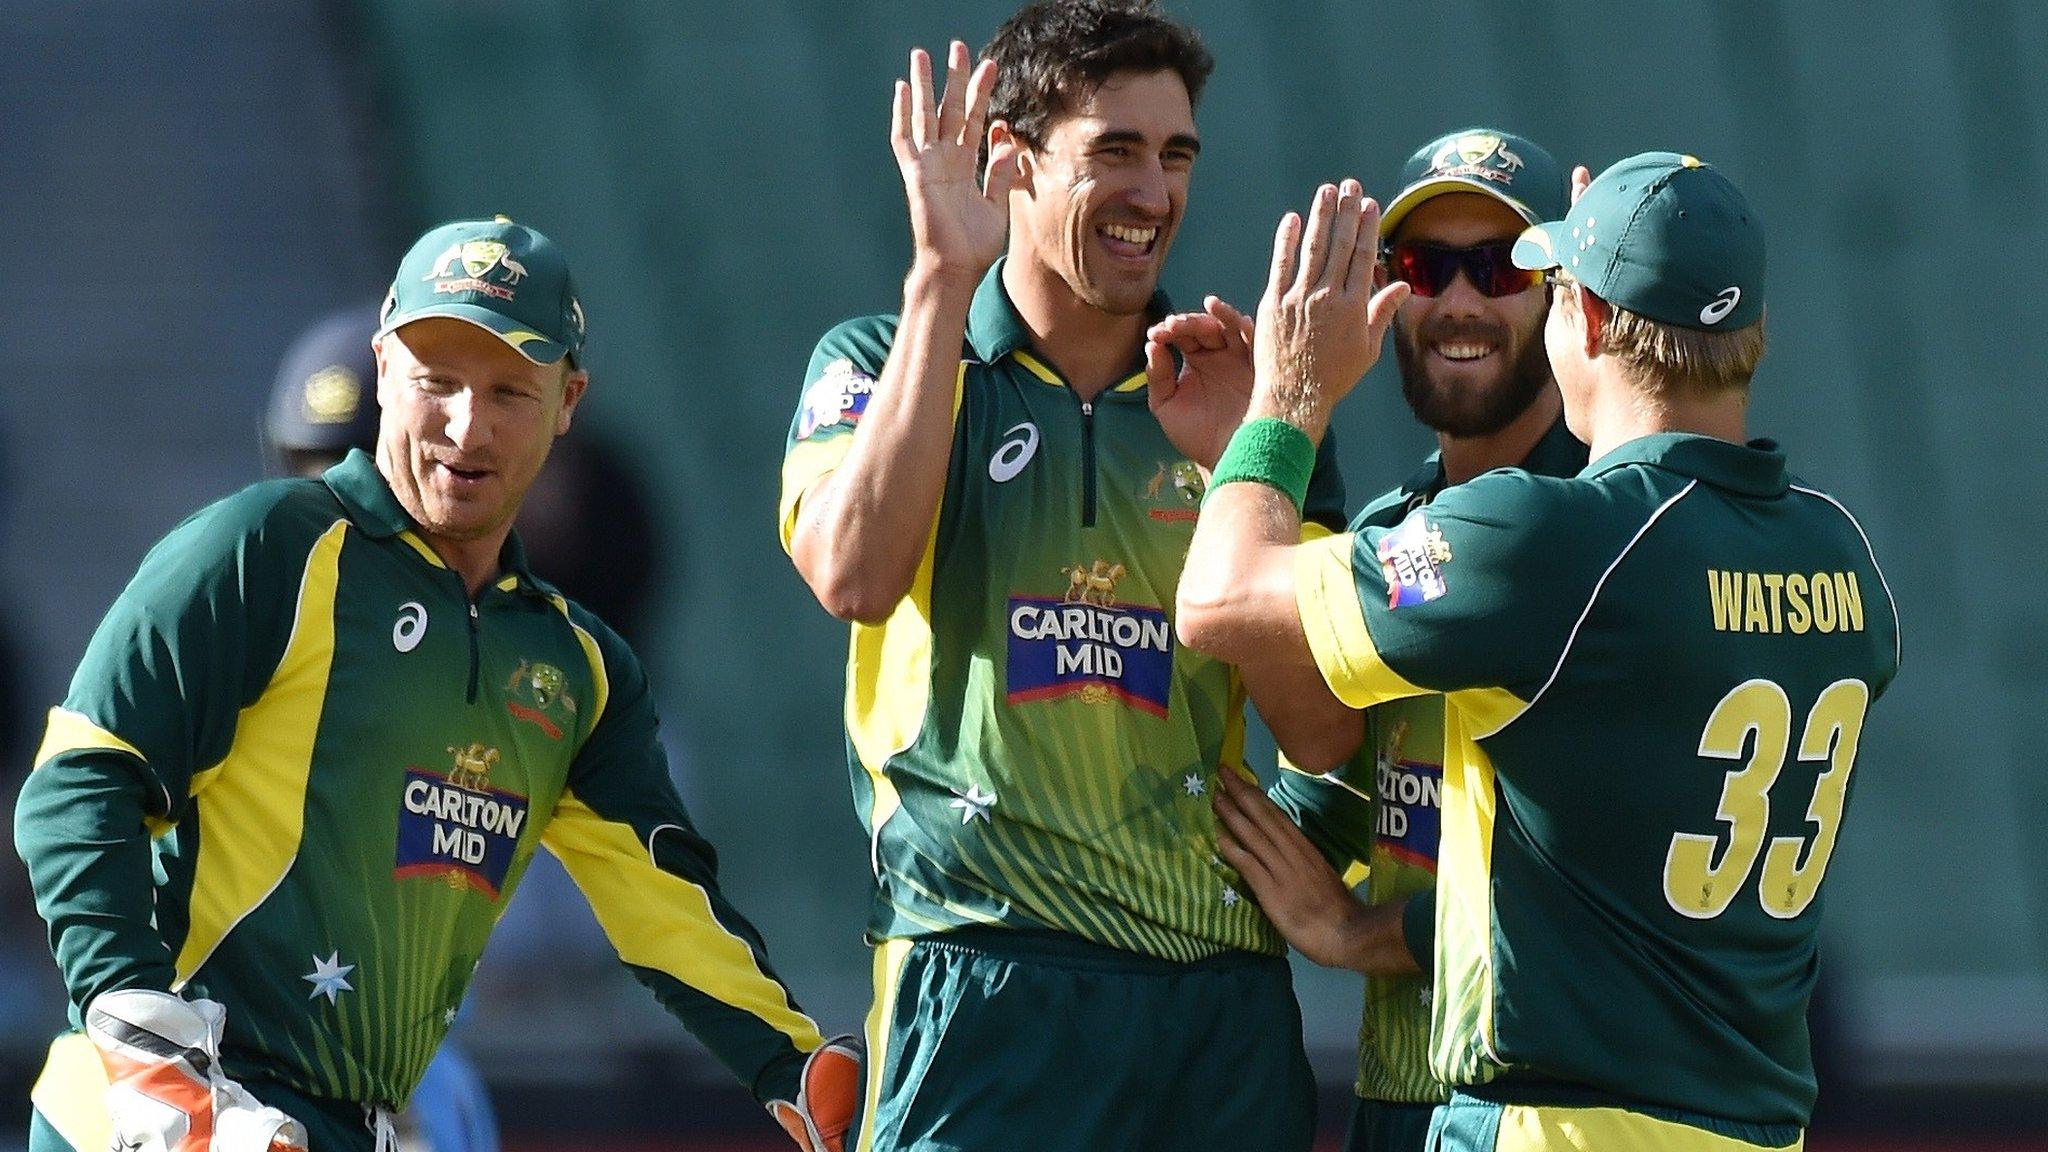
983, 0, 1213, 153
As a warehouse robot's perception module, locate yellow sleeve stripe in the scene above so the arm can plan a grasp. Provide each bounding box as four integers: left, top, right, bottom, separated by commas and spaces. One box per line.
30, 1033, 111, 1152
175, 520, 348, 985
34, 707, 147, 772
1299, 520, 1335, 544
778, 438, 856, 556
1294, 533, 1427, 709
547, 594, 611, 737
544, 793, 825, 1051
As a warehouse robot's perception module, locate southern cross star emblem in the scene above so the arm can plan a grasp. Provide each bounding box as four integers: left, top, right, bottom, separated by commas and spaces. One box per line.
1221, 885, 1242, 908
303, 952, 355, 1004
1182, 772, 1206, 797
949, 784, 997, 825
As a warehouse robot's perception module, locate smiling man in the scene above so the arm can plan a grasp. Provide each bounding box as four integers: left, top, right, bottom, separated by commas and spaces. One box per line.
18, 218, 856, 1152
779, 3, 1341, 1149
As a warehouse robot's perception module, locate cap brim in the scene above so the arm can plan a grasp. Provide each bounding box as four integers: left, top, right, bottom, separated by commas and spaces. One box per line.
375, 303, 569, 366
1379, 176, 1544, 239
1511, 222, 1567, 271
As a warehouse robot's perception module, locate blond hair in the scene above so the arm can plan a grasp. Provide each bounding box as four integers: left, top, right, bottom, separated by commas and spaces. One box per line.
1599, 303, 1766, 395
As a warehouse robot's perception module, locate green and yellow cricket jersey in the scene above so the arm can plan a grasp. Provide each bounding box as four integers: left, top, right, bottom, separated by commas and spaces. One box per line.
15, 451, 824, 1112
1293, 433, 1899, 1131
780, 261, 1345, 963
1271, 417, 1585, 1106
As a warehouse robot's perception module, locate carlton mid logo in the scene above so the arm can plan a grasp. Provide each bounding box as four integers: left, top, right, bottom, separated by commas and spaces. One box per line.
1007, 561, 1173, 717
395, 743, 529, 899
422, 239, 526, 301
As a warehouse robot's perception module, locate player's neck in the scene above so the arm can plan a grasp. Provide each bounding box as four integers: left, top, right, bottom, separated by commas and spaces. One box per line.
1001, 255, 1148, 403
1582, 368, 1748, 462
1437, 386, 1564, 486
413, 526, 509, 599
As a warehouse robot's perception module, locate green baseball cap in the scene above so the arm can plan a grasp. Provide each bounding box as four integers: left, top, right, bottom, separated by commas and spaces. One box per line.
1511, 152, 1765, 330
377, 216, 587, 365
1379, 127, 1568, 238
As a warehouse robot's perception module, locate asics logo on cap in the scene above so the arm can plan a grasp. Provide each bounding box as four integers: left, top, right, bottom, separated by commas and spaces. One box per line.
393, 602, 428, 653
989, 422, 1040, 483
1700, 286, 1742, 326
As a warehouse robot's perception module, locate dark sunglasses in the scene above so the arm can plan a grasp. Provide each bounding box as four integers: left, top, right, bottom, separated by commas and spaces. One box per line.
1382, 240, 1544, 299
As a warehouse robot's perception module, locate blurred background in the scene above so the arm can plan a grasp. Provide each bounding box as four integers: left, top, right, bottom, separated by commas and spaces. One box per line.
1, 1, 2043, 1148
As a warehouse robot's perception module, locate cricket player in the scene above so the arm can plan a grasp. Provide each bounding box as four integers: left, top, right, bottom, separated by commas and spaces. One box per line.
780, 3, 1348, 1147
18, 217, 856, 1152
1177, 159, 1899, 1149
1156, 128, 1581, 1152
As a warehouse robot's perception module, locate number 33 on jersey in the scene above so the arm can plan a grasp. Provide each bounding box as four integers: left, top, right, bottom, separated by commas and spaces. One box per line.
1293, 434, 1898, 1130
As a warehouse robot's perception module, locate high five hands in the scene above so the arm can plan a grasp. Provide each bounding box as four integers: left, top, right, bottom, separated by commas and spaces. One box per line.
1147, 180, 1410, 465
1252, 179, 1410, 441
891, 41, 1023, 283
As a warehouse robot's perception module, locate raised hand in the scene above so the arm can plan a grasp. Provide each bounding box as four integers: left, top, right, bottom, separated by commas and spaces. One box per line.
1250, 180, 1410, 440
890, 41, 1022, 282
1145, 295, 1256, 469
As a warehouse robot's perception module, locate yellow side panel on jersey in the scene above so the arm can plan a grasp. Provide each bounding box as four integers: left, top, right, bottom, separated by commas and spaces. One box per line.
545, 793, 825, 1050
32, 707, 148, 771
1431, 709, 1502, 1085
174, 519, 347, 985
844, 365, 966, 853
547, 593, 612, 737
853, 937, 913, 1152
778, 437, 857, 555
30, 1032, 110, 1152
1495, 1104, 1804, 1151
1294, 532, 1430, 709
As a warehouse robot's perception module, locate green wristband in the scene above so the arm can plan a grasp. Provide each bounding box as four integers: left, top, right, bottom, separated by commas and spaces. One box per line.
1208, 418, 1315, 513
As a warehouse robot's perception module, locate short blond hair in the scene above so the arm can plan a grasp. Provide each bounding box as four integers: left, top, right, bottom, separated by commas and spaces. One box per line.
1599, 303, 1766, 394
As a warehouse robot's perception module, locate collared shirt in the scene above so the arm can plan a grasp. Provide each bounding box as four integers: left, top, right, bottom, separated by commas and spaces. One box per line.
1293, 432, 1900, 1130
781, 260, 1345, 962
18, 450, 823, 1114
1273, 415, 1587, 1105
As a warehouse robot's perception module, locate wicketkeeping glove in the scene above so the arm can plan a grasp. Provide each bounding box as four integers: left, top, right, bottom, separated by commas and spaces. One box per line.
85, 988, 309, 1152
766, 1035, 862, 1152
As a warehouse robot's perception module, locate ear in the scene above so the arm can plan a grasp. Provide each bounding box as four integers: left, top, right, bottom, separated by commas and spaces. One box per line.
555, 368, 589, 436
990, 120, 1035, 196
1575, 287, 1609, 358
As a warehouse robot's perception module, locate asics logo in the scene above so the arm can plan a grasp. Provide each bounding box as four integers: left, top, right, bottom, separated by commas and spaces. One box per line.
989, 422, 1040, 483
1700, 286, 1741, 326
392, 602, 428, 653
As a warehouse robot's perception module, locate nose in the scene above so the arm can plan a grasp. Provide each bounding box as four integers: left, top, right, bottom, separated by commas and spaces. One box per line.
1126, 158, 1171, 219
443, 388, 490, 449
1433, 267, 1489, 316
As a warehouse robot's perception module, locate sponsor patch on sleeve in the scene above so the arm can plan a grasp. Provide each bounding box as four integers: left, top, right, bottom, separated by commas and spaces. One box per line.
1376, 513, 1453, 608
795, 359, 875, 441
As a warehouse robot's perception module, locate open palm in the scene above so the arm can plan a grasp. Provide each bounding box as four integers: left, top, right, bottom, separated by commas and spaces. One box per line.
892, 42, 1020, 278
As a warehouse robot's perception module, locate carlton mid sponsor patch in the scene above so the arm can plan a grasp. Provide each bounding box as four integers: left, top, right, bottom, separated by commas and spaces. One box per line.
796, 359, 875, 440
1377, 514, 1453, 607
395, 743, 529, 899
1007, 561, 1173, 717
1374, 757, 1443, 870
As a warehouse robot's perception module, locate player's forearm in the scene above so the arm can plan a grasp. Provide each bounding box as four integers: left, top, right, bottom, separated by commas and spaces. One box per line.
14, 756, 179, 1015
1178, 481, 1311, 667
1242, 662, 1364, 772
792, 266, 975, 623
